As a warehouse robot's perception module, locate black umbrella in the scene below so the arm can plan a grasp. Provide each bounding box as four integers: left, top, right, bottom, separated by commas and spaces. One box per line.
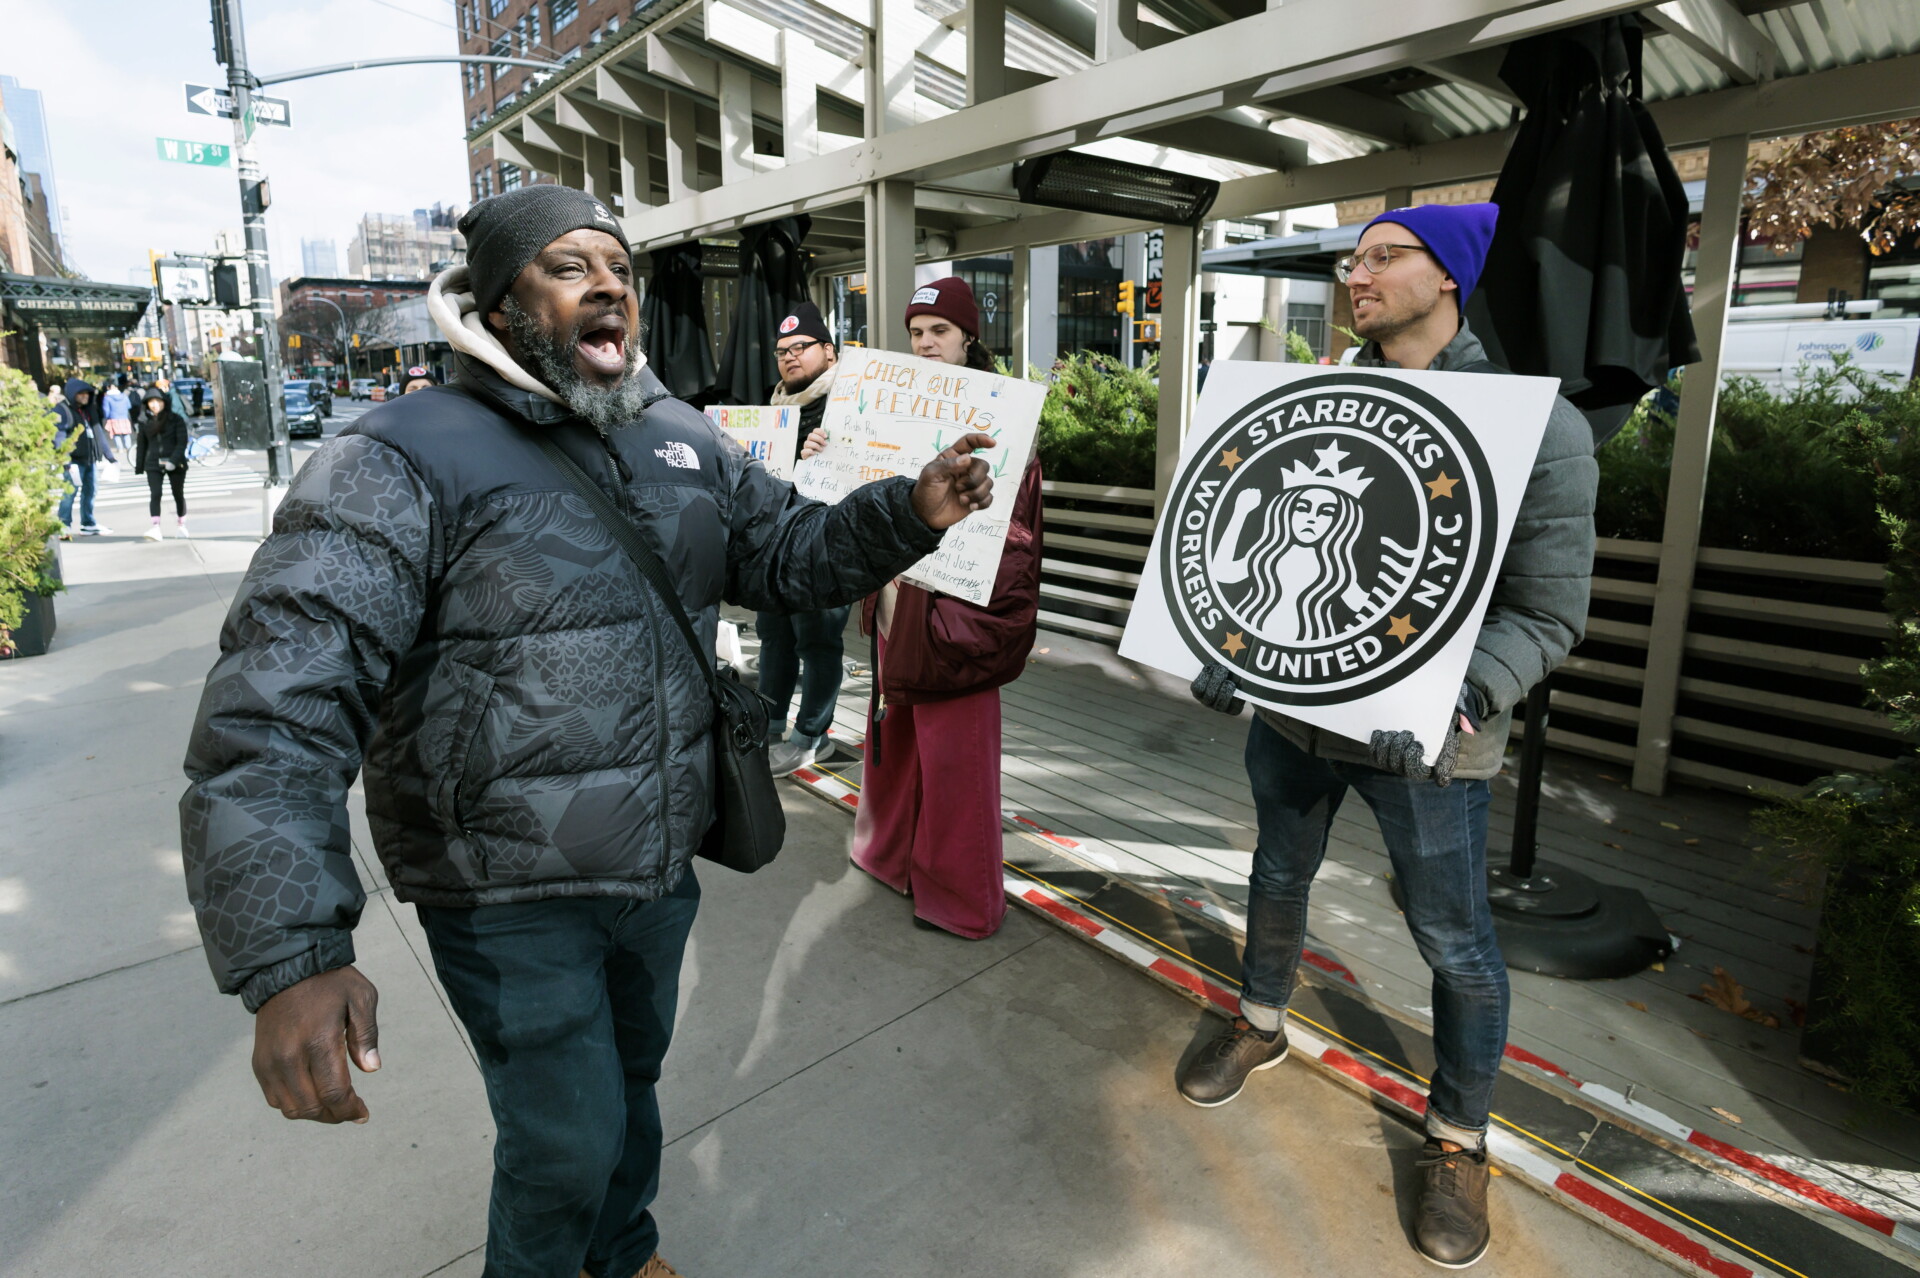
1466, 14, 1699, 447
640, 242, 716, 400
713, 216, 812, 405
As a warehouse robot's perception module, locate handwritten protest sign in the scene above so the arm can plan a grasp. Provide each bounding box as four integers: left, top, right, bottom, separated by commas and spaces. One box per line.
793, 348, 1044, 606
1120, 361, 1558, 761
705, 404, 801, 480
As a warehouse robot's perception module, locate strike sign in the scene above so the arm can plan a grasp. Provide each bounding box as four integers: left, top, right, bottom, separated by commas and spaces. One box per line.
1121, 361, 1558, 758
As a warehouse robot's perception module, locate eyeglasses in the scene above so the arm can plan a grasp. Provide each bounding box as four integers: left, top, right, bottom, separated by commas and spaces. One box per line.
1333, 243, 1432, 285
775, 339, 826, 361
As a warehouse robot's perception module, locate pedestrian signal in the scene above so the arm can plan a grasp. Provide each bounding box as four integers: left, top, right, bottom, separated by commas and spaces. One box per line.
1134, 319, 1161, 344
351, 334, 361, 347
288, 333, 301, 349
1116, 280, 1136, 317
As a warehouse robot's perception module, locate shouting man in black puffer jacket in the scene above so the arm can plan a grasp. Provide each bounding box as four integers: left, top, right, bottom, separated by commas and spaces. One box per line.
180, 185, 995, 1278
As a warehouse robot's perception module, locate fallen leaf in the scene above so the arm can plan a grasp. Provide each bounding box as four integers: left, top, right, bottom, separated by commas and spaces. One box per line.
1598, 773, 1619, 782
1785, 998, 1807, 1028
1699, 966, 1751, 1017
1488, 1165, 1504, 1177
1037, 647, 1050, 654
1625, 1000, 1649, 1012
1684, 838, 1700, 846
1603, 841, 1624, 850
1649, 962, 1665, 972
1617, 827, 1635, 836
1661, 821, 1681, 830
1711, 1107, 1744, 1125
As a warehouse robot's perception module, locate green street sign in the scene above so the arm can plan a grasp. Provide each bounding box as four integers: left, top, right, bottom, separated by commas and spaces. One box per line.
155, 137, 231, 167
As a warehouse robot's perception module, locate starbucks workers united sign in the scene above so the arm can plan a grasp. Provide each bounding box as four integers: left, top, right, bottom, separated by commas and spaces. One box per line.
1123, 362, 1558, 756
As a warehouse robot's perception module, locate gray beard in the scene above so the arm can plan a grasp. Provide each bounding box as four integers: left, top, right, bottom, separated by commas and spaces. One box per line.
500, 294, 650, 435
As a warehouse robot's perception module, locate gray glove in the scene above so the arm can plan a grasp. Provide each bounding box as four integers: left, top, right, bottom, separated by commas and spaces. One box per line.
1368, 723, 1463, 787
1190, 662, 1245, 716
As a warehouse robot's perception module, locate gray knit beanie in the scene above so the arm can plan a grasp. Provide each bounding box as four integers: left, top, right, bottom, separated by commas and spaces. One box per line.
458, 185, 631, 316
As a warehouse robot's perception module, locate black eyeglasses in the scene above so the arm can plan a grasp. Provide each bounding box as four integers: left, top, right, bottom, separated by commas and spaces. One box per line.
1333, 243, 1432, 284
775, 339, 826, 361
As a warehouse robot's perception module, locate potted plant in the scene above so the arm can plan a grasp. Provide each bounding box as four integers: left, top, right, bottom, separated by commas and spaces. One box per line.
1755, 389, 1920, 1112
1033, 350, 1160, 488
0, 367, 72, 659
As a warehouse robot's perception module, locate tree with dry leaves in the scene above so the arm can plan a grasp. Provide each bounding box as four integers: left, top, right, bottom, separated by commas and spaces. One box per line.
1745, 118, 1920, 255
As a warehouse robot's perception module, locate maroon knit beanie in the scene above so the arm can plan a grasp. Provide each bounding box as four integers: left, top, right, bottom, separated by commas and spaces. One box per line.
903, 276, 980, 339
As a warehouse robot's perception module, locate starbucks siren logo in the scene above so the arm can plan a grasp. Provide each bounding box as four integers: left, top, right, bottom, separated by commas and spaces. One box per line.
1161, 373, 1497, 707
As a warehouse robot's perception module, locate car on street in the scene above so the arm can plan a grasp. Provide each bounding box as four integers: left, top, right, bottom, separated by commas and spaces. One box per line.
285, 377, 333, 416
348, 377, 378, 400
282, 387, 325, 439
172, 377, 210, 415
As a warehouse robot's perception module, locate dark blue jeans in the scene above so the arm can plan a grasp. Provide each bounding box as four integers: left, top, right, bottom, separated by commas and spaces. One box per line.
1241, 717, 1507, 1145
757, 605, 851, 738
58, 462, 97, 528
417, 869, 700, 1278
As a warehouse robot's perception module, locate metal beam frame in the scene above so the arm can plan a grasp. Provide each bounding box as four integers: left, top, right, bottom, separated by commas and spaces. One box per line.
1633, 132, 1748, 795
620, 0, 1647, 249
1155, 222, 1200, 513
1645, 0, 1777, 86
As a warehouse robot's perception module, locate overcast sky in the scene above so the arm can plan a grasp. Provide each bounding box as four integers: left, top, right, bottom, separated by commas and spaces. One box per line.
3, 0, 473, 284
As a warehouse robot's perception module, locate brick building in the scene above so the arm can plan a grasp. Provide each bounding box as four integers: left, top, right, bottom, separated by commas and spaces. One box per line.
456, 0, 642, 204
279, 276, 432, 313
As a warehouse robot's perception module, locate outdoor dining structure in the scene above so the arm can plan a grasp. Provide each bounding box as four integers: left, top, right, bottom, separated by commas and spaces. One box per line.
471, 3, 1920, 1274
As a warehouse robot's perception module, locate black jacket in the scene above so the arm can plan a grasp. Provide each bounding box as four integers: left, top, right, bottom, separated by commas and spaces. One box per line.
136, 409, 190, 474
181, 352, 943, 1010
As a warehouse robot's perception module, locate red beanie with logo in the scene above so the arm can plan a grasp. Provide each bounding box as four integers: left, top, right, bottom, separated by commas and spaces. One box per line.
902, 276, 980, 339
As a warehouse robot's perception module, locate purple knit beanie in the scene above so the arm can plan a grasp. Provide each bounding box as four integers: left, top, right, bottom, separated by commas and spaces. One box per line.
1362, 203, 1499, 304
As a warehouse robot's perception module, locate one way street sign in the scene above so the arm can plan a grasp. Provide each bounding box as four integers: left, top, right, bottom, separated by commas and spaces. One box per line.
183, 82, 292, 127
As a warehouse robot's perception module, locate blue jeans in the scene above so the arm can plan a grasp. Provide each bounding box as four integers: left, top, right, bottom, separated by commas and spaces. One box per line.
58, 462, 97, 528
417, 869, 701, 1278
1240, 717, 1507, 1146
757, 605, 851, 738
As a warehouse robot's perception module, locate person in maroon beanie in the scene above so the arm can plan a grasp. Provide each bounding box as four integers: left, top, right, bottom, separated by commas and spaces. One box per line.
846, 276, 1043, 938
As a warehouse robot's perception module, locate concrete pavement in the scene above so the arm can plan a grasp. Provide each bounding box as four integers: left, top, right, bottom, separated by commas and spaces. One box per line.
1, 453, 1681, 1277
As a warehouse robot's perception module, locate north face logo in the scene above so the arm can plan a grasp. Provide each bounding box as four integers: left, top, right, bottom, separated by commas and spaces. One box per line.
654, 441, 700, 470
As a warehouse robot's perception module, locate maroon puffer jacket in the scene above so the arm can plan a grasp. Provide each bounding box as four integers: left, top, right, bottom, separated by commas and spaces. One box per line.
862, 454, 1043, 706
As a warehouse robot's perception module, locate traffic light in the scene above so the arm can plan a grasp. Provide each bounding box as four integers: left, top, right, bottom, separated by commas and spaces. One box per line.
212, 262, 242, 309
1116, 280, 1136, 317
351, 333, 361, 348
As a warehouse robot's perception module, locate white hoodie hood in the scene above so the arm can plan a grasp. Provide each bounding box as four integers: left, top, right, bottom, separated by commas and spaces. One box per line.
428, 264, 650, 405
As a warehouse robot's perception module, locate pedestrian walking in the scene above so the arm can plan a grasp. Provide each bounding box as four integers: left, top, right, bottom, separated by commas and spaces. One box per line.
842, 276, 1043, 939
761, 301, 848, 776
102, 379, 134, 459
136, 388, 190, 540
53, 377, 115, 536
1180, 204, 1597, 1270
180, 184, 998, 1278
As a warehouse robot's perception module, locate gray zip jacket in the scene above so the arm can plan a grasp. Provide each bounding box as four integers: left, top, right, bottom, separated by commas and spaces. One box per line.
1255, 322, 1598, 779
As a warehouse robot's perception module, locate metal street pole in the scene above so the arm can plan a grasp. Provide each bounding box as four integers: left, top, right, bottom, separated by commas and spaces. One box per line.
212, 0, 292, 491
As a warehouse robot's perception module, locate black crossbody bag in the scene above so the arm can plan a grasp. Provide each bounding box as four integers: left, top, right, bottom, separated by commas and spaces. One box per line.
532, 434, 786, 874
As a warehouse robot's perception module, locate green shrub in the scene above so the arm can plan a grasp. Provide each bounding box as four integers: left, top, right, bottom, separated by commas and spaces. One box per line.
1031, 351, 1159, 489
1754, 393, 1920, 1110
0, 367, 68, 647
1595, 360, 1913, 560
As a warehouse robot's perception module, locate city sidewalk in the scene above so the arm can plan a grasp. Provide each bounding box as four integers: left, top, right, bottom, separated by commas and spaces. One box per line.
1, 496, 1675, 1277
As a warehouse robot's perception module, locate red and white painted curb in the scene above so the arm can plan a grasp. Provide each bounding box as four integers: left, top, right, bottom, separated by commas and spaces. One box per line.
1004, 874, 1774, 1278
790, 768, 1920, 1264
1136, 854, 1920, 1260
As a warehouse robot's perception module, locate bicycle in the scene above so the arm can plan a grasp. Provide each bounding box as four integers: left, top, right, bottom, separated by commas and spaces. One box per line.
186, 423, 231, 468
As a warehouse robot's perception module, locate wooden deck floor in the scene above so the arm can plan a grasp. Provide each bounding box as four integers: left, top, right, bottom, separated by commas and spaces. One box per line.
728, 610, 1920, 1223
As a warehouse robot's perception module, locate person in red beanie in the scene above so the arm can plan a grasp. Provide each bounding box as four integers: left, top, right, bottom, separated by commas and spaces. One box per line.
847, 276, 1042, 937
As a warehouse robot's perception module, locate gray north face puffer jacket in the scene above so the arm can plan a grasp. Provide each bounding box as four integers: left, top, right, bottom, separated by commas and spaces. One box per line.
181, 353, 943, 1011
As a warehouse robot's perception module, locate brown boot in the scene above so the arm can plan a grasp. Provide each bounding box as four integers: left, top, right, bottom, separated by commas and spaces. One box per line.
579, 1258, 683, 1278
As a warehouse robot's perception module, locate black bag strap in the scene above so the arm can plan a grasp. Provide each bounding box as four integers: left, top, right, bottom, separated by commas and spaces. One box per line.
530, 433, 724, 708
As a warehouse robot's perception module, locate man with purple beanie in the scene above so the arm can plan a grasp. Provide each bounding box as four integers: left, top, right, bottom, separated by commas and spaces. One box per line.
1177, 204, 1597, 1268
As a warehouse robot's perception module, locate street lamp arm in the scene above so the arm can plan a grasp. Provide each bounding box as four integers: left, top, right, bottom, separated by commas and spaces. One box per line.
254, 56, 566, 87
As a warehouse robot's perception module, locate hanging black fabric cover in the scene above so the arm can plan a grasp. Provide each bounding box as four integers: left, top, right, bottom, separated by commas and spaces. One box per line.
714, 216, 812, 405
1465, 16, 1699, 445
641, 242, 716, 400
